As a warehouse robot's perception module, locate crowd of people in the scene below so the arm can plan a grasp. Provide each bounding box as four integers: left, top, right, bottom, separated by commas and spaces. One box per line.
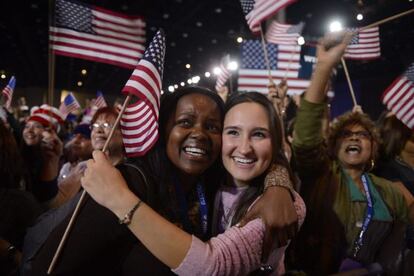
0, 32, 413, 276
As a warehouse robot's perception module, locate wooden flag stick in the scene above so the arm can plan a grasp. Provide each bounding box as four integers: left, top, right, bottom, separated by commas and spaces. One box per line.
283, 47, 296, 80
360, 8, 414, 31
259, 27, 273, 82
47, 94, 132, 274
341, 58, 358, 107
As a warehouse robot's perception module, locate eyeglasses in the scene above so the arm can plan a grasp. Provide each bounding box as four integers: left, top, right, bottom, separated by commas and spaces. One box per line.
339, 130, 371, 139
90, 122, 113, 131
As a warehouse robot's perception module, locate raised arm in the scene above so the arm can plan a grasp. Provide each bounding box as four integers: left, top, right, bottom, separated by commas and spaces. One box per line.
292, 32, 352, 166
305, 32, 352, 104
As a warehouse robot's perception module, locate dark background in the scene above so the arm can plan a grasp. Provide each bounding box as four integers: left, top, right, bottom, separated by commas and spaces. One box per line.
1, 0, 413, 119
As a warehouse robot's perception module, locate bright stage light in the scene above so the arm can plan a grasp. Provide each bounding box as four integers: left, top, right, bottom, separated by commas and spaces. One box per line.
356, 13, 363, 21
213, 67, 221, 75
297, 36, 305, 45
227, 61, 238, 71
329, 21, 343, 32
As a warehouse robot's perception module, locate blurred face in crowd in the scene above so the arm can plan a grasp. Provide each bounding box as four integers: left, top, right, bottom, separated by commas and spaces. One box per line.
402, 132, 414, 155
66, 134, 93, 163
222, 102, 273, 187
165, 93, 222, 176
336, 124, 372, 170
23, 120, 45, 146
91, 114, 123, 155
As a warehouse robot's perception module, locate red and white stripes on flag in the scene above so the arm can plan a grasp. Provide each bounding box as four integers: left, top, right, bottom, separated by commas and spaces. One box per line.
238, 41, 308, 95
344, 27, 381, 60
382, 63, 414, 129
215, 55, 232, 92
93, 91, 107, 109
120, 30, 165, 157
265, 21, 304, 45
240, 0, 297, 34
2, 76, 16, 109
59, 92, 81, 118
49, 0, 145, 69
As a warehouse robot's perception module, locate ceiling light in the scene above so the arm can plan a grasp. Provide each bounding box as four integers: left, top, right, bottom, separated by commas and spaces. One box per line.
187, 79, 193, 84
297, 36, 305, 45
329, 20, 343, 32
77, 81, 83, 87
236, 37, 243, 43
356, 13, 363, 21
0, 74, 6, 79
205, 72, 211, 78
168, 85, 175, 92
227, 61, 238, 71
192, 76, 200, 84
185, 64, 191, 69
81, 69, 87, 75
213, 67, 221, 75
180, 82, 185, 86
174, 84, 178, 89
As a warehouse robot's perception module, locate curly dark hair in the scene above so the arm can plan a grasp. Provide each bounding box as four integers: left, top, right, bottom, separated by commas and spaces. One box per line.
328, 111, 381, 162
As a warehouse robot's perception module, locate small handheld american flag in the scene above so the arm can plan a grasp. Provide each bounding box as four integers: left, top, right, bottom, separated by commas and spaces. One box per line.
265, 21, 304, 45
93, 91, 108, 109
59, 92, 81, 119
382, 63, 414, 129
240, 0, 297, 34
50, 0, 146, 69
344, 26, 381, 60
120, 29, 166, 157
215, 55, 232, 92
2, 76, 16, 109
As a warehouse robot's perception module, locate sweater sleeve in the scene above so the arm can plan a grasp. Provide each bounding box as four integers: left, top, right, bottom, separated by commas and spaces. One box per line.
173, 192, 306, 276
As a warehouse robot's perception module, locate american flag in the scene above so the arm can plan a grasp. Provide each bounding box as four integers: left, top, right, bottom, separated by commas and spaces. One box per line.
238, 40, 313, 95
92, 91, 107, 108
265, 21, 304, 45
382, 63, 414, 129
59, 92, 81, 118
344, 26, 381, 60
49, 0, 146, 69
2, 76, 16, 109
215, 55, 232, 92
240, 0, 297, 34
120, 30, 166, 157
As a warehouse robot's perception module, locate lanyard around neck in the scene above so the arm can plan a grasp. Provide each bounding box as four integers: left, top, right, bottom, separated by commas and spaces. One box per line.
352, 173, 374, 257
173, 179, 208, 237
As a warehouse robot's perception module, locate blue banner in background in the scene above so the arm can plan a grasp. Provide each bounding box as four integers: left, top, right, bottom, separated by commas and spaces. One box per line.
330, 80, 361, 119
298, 45, 317, 80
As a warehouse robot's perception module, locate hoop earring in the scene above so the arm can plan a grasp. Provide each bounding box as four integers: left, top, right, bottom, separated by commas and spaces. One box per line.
366, 159, 375, 172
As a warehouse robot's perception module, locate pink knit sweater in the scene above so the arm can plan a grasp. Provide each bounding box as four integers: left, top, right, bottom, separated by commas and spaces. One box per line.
173, 192, 306, 275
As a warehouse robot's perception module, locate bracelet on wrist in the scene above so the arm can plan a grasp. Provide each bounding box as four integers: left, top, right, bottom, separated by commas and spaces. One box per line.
119, 199, 142, 225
